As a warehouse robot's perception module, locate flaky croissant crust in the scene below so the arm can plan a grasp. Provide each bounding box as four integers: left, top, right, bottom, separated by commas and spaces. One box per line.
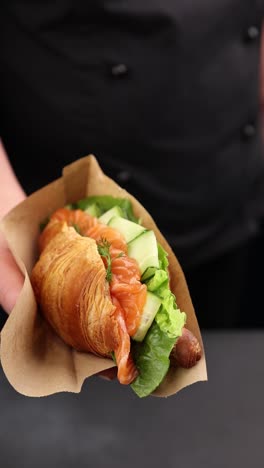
31, 223, 120, 357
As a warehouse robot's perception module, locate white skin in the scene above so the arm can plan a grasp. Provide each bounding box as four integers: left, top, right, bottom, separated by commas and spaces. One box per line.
0, 140, 25, 313
1, 25, 264, 315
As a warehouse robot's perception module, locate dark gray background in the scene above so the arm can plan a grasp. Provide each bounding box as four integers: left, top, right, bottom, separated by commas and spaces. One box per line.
0, 330, 263, 468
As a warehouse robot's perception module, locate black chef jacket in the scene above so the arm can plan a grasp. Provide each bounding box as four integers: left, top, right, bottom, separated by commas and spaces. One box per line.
1, 0, 264, 269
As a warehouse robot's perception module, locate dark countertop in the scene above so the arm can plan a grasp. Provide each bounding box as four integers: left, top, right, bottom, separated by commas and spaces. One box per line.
0, 330, 263, 468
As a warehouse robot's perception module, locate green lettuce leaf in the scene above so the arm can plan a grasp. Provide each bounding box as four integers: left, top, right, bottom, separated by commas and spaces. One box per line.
144, 269, 168, 293
155, 294, 186, 339
158, 244, 169, 270
131, 322, 177, 398
74, 196, 138, 222
131, 243, 186, 397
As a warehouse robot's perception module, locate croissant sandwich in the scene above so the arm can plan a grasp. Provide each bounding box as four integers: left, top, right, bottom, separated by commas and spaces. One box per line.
31, 195, 202, 397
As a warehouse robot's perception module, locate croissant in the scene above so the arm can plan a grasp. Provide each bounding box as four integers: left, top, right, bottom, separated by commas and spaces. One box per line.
31, 202, 202, 397
31, 222, 137, 384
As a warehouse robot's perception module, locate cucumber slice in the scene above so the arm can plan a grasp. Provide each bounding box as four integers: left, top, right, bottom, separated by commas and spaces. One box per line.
128, 230, 159, 274
108, 216, 146, 243
99, 206, 123, 224
84, 203, 101, 217
132, 292, 161, 342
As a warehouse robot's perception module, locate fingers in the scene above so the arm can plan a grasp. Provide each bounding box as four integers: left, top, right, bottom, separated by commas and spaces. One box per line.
0, 232, 24, 314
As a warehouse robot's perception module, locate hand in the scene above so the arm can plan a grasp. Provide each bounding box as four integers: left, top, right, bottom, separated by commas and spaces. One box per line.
0, 230, 24, 314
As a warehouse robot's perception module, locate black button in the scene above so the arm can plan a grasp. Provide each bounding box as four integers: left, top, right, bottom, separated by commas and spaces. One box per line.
111, 63, 129, 78
116, 170, 131, 183
245, 26, 259, 41
242, 123, 256, 139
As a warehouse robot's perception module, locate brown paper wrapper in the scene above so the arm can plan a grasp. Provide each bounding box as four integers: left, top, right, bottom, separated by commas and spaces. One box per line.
0, 155, 207, 397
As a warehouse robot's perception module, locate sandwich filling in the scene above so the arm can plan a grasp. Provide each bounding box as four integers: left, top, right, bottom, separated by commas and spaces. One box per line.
37, 196, 186, 397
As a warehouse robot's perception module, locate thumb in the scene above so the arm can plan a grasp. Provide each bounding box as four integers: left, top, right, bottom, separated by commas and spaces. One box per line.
0, 231, 24, 314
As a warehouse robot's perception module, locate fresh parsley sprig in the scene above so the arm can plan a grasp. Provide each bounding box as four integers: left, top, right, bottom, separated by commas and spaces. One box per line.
97, 238, 124, 283
97, 238, 112, 282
